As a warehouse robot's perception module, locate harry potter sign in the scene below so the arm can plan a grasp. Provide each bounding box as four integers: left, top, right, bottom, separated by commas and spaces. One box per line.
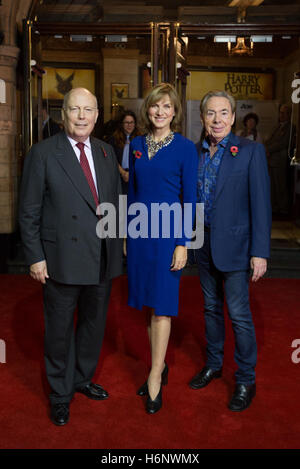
187, 71, 273, 100
225, 73, 264, 97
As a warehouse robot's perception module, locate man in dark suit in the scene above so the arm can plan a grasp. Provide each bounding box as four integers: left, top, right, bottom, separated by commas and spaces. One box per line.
265, 104, 295, 215
19, 88, 123, 425
189, 90, 271, 412
33, 103, 61, 143
41, 105, 61, 139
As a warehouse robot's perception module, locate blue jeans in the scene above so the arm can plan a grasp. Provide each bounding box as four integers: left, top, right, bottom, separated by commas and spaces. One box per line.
194, 232, 257, 384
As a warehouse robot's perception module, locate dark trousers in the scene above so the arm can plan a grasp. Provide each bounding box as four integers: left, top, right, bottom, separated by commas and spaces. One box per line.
42, 252, 112, 404
194, 231, 257, 385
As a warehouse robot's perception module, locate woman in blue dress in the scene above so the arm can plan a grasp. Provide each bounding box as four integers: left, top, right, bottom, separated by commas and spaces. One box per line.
127, 83, 198, 414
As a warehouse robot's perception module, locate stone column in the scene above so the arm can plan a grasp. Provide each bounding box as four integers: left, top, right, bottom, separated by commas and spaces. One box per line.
0, 44, 19, 233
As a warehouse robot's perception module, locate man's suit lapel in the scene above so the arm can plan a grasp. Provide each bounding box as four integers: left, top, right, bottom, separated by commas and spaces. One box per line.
214, 132, 240, 202
90, 137, 108, 206
54, 132, 97, 211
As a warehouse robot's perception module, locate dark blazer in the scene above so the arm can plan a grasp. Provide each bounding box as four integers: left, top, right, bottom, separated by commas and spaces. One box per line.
196, 132, 272, 272
19, 131, 123, 284
33, 117, 61, 142
42, 118, 61, 139
108, 135, 124, 167
265, 122, 295, 168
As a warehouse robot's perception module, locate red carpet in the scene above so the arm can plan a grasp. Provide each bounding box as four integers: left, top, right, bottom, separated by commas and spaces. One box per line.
0, 274, 299, 449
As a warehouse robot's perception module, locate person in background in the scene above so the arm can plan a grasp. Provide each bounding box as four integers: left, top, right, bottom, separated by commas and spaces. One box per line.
33, 102, 61, 142
265, 104, 295, 215
19, 88, 122, 426
127, 83, 198, 415
102, 104, 124, 142
236, 112, 262, 143
109, 110, 141, 194
189, 90, 271, 412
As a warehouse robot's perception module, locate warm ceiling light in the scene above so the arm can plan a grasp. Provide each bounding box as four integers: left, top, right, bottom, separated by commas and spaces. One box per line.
228, 37, 253, 56
228, 0, 264, 6
228, 0, 264, 22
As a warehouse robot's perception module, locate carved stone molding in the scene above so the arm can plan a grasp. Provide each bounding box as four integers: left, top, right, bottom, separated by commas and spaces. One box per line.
0, 45, 19, 66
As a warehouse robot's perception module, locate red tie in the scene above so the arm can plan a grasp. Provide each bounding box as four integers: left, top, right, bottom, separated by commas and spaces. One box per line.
76, 142, 99, 206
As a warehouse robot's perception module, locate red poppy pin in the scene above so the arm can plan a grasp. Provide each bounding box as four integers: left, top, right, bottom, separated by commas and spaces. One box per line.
230, 146, 239, 157
101, 146, 108, 157
133, 150, 142, 159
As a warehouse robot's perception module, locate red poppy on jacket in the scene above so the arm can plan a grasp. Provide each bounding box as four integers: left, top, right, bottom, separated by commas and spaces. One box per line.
134, 150, 142, 159
230, 146, 239, 156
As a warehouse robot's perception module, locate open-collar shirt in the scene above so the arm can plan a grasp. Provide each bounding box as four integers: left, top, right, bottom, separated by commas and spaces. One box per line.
197, 134, 230, 226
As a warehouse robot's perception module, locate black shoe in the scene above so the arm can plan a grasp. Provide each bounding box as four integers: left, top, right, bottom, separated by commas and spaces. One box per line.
76, 383, 109, 400
137, 363, 168, 396
189, 366, 222, 389
145, 364, 169, 414
137, 380, 148, 397
50, 403, 69, 426
228, 383, 256, 412
146, 385, 163, 414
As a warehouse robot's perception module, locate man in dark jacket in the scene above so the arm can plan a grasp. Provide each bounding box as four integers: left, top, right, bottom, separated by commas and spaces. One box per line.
19, 88, 123, 426
189, 90, 271, 412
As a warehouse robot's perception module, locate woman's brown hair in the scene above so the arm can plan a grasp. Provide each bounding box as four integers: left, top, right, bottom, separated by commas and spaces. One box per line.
113, 110, 140, 148
139, 82, 182, 134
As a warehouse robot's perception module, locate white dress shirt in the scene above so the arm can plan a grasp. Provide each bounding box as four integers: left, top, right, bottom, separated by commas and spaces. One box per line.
67, 136, 99, 196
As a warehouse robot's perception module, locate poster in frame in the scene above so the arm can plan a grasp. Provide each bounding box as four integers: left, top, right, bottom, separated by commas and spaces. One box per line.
111, 83, 129, 104
42, 64, 96, 100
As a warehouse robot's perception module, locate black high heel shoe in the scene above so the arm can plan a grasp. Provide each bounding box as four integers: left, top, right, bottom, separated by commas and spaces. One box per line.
146, 364, 169, 414
137, 363, 168, 396
146, 385, 163, 414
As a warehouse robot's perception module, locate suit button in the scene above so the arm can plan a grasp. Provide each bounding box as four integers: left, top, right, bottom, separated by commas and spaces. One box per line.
72, 215, 77, 220
71, 237, 77, 242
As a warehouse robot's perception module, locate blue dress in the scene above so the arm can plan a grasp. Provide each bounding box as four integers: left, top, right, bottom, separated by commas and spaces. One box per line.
127, 133, 198, 316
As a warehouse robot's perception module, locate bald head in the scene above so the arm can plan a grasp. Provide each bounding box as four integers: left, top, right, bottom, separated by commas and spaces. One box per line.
63, 88, 98, 111
61, 88, 99, 143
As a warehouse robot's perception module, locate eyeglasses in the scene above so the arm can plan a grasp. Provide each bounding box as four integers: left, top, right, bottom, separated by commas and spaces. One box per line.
123, 121, 135, 125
